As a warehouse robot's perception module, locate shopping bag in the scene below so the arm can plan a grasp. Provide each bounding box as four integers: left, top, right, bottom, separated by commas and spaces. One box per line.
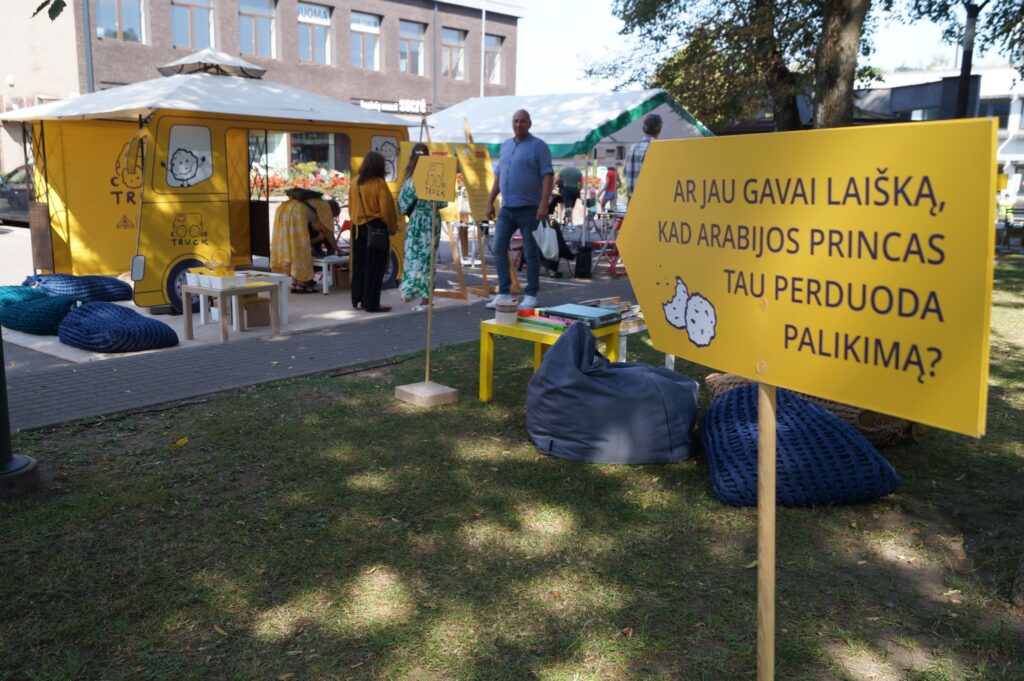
533, 220, 559, 260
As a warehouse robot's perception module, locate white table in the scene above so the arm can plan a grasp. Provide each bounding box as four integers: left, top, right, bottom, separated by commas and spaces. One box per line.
182, 281, 280, 342
311, 255, 348, 295
235, 270, 290, 326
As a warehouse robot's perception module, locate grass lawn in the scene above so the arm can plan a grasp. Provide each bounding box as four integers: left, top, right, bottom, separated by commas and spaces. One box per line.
2, 255, 1022, 680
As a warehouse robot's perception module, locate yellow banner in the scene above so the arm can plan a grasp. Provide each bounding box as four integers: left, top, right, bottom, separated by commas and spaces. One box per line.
413, 155, 457, 202
454, 143, 498, 222
619, 120, 996, 436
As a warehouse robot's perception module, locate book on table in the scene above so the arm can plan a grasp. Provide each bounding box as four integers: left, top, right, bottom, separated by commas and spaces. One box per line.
518, 316, 568, 332
536, 304, 621, 329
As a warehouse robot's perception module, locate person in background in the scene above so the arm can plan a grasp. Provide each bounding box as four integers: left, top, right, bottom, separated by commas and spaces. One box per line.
270, 187, 336, 294
398, 143, 446, 312
598, 165, 619, 213
348, 151, 399, 313
558, 164, 583, 224
486, 109, 554, 311
624, 113, 662, 203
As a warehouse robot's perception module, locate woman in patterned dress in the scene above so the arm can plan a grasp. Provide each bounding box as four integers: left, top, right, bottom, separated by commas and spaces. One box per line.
398, 143, 445, 311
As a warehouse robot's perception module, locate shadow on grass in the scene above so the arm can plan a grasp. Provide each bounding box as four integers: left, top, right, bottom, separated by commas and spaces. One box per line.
2, 262, 1023, 680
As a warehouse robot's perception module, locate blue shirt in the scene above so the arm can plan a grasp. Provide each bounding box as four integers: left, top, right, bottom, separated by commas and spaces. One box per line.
494, 133, 554, 208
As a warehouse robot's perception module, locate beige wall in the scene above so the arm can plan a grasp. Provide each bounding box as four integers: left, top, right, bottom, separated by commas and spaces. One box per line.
0, 0, 81, 172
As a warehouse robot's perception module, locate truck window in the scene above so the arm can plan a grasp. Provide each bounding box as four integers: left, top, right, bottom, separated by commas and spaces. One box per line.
166, 125, 213, 188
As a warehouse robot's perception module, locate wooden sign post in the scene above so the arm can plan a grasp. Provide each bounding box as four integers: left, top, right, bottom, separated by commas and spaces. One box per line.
618, 120, 998, 679
395, 155, 460, 407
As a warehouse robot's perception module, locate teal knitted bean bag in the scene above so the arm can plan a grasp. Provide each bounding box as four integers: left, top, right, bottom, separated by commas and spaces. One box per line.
0, 286, 49, 311
0, 296, 80, 335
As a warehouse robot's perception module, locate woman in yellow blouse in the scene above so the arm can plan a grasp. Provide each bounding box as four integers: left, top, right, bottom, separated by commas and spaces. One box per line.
348, 151, 399, 312
270, 187, 337, 293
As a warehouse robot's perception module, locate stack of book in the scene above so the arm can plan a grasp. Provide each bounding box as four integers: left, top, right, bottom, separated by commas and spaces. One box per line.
533, 303, 622, 329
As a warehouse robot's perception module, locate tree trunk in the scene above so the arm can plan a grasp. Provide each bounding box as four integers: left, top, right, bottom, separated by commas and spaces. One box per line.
752, 0, 803, 131
813, 0, 871, 129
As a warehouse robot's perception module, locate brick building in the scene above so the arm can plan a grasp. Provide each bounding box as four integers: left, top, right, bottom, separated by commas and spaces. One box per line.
0, 0, 525, 174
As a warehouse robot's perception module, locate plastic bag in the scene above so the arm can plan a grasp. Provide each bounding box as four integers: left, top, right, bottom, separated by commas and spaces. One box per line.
533, 220, 559, 260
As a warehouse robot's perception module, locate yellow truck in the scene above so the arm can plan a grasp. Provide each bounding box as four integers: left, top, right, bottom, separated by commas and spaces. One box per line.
1, 50, 409, 311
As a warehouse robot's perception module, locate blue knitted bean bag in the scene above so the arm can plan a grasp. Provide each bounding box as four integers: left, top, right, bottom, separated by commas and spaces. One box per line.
701, 384, 901, 507
58, 302, 178, 353
23, 274, 132, 302
0, 296, 79, 335
0, 286, 49, 311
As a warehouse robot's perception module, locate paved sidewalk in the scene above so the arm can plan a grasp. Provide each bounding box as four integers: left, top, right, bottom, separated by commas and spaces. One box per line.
5, 277, 636, 432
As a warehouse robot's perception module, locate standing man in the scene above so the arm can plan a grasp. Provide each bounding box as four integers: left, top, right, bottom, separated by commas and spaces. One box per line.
486, 109, 554, 310
557, 164, 583, 223
624, 113, 662, 203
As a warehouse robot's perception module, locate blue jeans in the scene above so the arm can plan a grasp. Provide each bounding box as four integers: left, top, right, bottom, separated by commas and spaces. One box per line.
494, 205, 540, 297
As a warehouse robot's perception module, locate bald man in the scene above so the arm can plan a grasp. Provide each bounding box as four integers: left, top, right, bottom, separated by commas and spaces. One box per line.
486, 109, 554, 310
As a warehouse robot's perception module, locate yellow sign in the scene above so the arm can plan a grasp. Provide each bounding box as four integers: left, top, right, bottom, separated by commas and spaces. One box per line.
399, 142, 458, 221
619, 120, 996, 436
413, 154, 457, 202
455, 144, 498, 223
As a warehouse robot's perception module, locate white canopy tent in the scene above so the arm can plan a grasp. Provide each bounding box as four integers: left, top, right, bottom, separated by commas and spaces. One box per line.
0, 49, 406, 127
413, 89, 712, 158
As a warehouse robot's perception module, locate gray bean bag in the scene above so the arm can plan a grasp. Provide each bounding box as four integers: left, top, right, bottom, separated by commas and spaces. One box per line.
526, 323, 699, 464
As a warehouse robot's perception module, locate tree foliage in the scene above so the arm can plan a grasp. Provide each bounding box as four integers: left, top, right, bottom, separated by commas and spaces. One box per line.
907, 1, 1024, 75
33, 0, 66, 20
596, 0, 1022, 132
598, 0, 869, 130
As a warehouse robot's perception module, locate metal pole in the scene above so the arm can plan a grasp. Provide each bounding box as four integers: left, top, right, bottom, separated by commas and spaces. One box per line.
479, 8, 487, 97
81, 0, 96, 93
432, 2, 439, 112
0, 326, 40, 495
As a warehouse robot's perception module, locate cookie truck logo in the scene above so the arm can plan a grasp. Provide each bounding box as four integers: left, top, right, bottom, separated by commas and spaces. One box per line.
110, 141, 143, 206
170, 213, 208, 246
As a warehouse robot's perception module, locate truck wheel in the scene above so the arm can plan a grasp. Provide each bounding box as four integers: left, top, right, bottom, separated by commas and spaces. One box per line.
166, 258, 202, 313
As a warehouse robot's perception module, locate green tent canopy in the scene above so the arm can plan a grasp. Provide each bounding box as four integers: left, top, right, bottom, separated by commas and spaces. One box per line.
414, 89, 712, 158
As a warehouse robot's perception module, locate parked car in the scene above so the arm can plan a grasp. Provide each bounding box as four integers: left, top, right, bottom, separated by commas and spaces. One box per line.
0, 165, 30, 225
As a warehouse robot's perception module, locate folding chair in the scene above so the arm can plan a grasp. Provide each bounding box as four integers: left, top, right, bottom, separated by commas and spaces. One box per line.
590, 215, 624, 276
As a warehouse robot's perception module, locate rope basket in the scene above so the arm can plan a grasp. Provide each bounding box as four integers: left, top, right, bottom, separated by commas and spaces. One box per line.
701, 384, 901, 507
705, 372, 927, 447
0, 286, 49, 311
58, 302, 178, 353
0, 296, 79, 335
23, 274, 132, 302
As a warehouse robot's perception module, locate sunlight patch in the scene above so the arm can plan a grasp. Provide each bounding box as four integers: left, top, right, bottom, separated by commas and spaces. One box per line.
346, 470, 397, 493
826, 642, 902, 681
341, 565, 414, 630
250, 589, 336, 640
524, 569, 625, 618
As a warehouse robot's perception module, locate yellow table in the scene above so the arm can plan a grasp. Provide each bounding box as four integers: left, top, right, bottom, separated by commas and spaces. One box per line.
182, 281, 280, 342
479, 319, 620, 402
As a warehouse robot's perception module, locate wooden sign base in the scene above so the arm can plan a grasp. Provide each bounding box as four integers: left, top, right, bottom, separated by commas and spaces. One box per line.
395, 381, 459, 407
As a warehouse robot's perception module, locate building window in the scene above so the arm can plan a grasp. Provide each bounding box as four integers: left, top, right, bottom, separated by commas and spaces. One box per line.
979, 98, 1011, 129
96, 0, 144, 42
297, 2, 331, 65
351, 12, 381, 71
398, 20, 425, 76
238, 0, 275, 58
171, 0, 213, 49
441, 28, 465, 80
484, 34, 503, 85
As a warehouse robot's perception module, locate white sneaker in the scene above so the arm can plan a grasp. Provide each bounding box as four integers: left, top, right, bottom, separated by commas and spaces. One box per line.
486, 294, 514, 309
518, 295, 538, 310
